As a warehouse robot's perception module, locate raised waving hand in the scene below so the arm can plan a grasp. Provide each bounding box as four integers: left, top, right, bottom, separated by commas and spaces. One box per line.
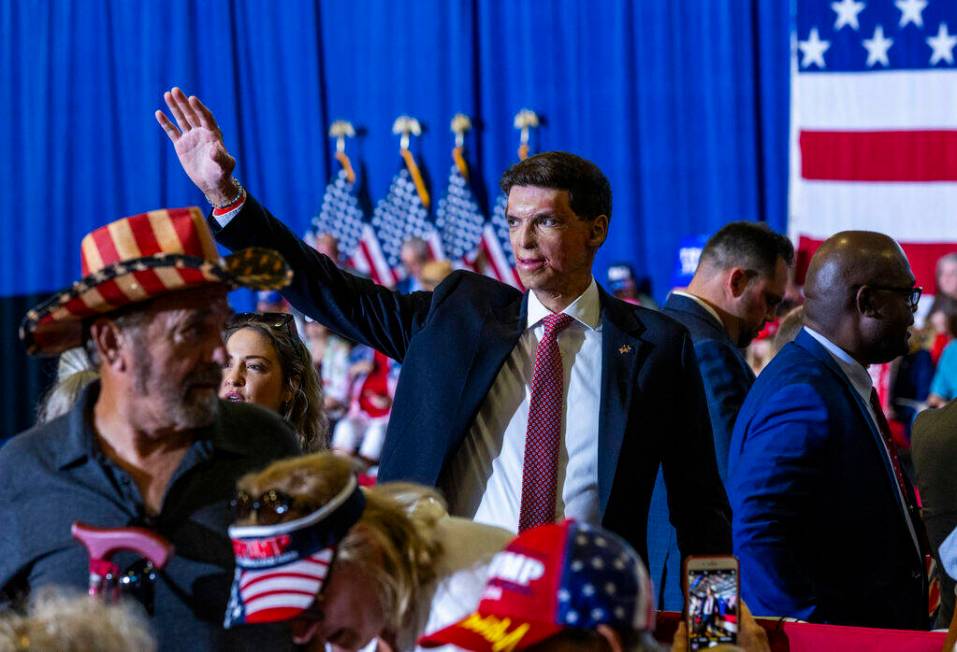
155, 87, 238, 206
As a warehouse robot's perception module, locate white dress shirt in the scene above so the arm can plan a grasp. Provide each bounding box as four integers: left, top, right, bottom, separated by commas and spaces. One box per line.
670, 290, 724, 328
443, 279, 603, 533
803, 327, 921, 558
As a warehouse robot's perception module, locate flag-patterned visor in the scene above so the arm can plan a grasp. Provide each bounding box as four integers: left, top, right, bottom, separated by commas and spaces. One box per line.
224, 476, 366, 628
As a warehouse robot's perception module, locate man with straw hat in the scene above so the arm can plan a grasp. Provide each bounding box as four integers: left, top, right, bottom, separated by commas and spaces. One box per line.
1, 207, 301, 650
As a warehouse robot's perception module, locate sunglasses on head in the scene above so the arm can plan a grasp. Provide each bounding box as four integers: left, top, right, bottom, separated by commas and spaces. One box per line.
230, 488, 297, 526
230, 311, 297, 338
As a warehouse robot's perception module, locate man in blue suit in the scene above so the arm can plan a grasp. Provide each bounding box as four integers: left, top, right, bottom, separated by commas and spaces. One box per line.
728, 231, 928, 629
650, 222, 791, 609
156, 88, 732, 568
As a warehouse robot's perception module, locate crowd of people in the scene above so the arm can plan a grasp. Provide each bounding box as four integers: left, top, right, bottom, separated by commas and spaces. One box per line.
1, 85, 957, 652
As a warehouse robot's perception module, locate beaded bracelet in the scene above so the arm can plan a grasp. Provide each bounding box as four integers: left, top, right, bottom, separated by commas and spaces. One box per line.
208, 177, 243, 209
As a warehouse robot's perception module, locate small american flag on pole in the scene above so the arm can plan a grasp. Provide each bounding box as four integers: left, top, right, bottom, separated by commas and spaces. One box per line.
371, 116, 443, 283
307, 122, 394, 287
436, 115, 485, 266
435, 159, 485, 262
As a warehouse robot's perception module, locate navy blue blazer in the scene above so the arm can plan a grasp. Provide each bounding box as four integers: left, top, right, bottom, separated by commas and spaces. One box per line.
647, 293, 755, 610
663, 293, 754, 481
728, 329, 926, 629
212, 195, 732, 562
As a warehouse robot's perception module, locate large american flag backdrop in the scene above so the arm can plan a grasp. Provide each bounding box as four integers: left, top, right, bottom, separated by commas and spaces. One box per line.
792, 0, 957, 296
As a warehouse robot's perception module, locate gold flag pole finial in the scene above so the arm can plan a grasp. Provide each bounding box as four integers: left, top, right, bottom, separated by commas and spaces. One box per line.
513, 109, 539, 161
392, 115, 422, 152
392, 116, 429, 208
329, 120, 356, 154
450, 114, 472, 178
329, 120, 357, 183
451, 113, 472, 149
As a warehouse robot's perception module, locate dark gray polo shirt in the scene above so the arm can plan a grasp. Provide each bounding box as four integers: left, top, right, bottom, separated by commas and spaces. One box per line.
0, 382, 300, 651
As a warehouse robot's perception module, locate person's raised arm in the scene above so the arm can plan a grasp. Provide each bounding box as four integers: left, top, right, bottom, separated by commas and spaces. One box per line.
154, 87, 239, 207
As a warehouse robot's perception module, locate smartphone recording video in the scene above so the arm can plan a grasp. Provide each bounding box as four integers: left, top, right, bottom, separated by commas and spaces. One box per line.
685, 556, 739, 650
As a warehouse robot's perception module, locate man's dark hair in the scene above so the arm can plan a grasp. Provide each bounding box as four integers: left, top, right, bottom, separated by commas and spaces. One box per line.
698, 221, 794, 277
500, 151, 612, 222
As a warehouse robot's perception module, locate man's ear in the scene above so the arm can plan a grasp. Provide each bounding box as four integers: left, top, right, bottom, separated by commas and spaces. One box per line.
88, 319, 126, 371
594, 625, 623, 652
589, 215, 609, 248
856, 285, 882, 318
728, 268, 751, 299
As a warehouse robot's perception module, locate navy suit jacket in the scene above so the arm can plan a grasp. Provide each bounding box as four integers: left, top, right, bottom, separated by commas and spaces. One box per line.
648, 293, 754, 610
212, 195, 732, 563
728, 329, 926, 629
663, 293, 754, 481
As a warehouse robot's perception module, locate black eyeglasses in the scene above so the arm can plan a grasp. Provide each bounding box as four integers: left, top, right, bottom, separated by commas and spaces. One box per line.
230, 311, 297, 338
230, 488, 296, 525
867, 285, 923, 313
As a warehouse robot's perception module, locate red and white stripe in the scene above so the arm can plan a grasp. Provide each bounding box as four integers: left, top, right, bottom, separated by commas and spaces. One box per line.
350, 225, 399, 288
239, 549, 333, 623
791, 69, 957, 290
479, 225, 523, 289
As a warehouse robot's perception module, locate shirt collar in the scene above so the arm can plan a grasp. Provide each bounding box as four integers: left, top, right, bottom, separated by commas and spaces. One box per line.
526, 278, 601, 331
803, 326, 873, 401
670, 290, 724, 328
54, 380, 102, 469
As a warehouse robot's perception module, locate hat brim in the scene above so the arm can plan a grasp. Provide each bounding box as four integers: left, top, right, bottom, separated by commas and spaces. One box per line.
20, 247, 292, 356
418, 613, 563, 652
224, 547, 331, 628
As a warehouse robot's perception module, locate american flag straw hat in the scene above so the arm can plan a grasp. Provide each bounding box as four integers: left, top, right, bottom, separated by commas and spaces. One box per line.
20, 206, 292, 356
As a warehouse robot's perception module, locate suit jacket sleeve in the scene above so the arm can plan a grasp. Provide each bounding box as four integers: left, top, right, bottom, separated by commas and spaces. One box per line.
211, 194, 432, 362
661, 332, 733, 558
729, 382, 829, 620
693, 339, 753, 482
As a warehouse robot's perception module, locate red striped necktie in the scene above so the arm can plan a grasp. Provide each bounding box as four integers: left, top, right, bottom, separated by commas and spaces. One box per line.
518, 312, 575, 532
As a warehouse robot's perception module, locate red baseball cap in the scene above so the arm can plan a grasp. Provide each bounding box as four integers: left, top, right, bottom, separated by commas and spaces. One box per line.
418, 520, 655, 652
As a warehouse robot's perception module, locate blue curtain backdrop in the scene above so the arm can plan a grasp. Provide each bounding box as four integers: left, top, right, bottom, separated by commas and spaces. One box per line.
1, 0, 790, 601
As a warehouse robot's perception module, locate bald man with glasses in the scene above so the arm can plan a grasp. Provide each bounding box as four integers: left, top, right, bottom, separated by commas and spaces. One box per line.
728, 231, 930, 630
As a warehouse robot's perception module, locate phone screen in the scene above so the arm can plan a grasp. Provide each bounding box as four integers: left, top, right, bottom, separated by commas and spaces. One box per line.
686, 566, 738, 650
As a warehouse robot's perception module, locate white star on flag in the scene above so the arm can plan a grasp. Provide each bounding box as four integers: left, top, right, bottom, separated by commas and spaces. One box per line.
832, 0, 865, 31
799, 27, 831, 69
863, 24, 893, 67
928, 23, 957, 65
896, 0, 927, 29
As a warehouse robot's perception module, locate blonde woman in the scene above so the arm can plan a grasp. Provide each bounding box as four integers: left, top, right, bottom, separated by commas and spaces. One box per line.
225, 452, 512, 651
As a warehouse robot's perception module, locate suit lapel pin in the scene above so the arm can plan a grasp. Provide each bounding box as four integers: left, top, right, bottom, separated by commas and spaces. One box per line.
619, 344, 632, 354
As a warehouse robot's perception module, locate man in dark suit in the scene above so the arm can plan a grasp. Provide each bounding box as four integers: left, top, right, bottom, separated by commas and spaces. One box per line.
728, 231, 928, 629
650, 222, 791, 610
912, 399, 957, 627
155, 88, 732, 566
664, 221, 793, 480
